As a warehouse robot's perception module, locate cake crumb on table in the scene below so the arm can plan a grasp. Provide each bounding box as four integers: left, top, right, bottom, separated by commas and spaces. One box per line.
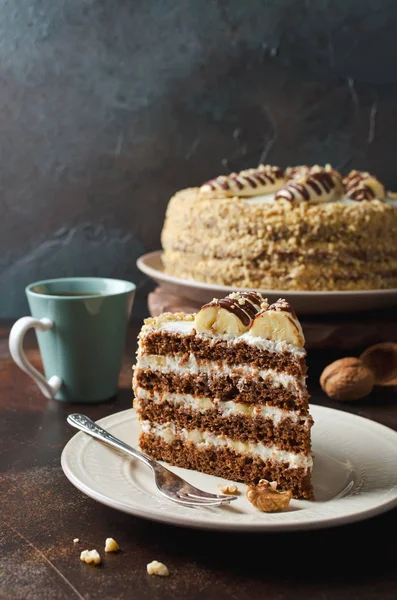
218, 483, 239, 495
147, 560, 169, 576
73, 538, 79, 544
105, 537, 120, 552
80, 549, 101, 565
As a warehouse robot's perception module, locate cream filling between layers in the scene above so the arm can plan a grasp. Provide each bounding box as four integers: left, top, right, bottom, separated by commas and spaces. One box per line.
136, 354, 305, 393
245, 194, 397, 207
135, 388, 311, 426
139, 420, 313, 469
153, 321, 306, 358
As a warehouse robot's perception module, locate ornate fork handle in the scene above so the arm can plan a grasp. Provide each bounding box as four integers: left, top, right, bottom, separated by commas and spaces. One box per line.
67, 413, 238, 507
67, 413, 155, 470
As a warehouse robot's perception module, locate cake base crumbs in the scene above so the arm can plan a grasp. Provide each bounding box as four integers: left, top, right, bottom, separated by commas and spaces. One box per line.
80, 549, 101, 565
105, 537, 120, 552
147, 560, 169, 576
73, 538, 79, 544
218, 483, 240, 495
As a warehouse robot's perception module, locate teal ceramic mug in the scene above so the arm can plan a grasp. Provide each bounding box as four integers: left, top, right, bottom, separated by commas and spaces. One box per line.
9, 277, 136, 402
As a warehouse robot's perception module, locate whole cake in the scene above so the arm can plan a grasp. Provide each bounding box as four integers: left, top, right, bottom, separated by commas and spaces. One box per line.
161, 164, 397, 291
133, 291, 314, 500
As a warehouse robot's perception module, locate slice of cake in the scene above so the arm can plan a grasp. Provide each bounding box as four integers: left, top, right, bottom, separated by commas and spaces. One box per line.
132, 292, 314, 500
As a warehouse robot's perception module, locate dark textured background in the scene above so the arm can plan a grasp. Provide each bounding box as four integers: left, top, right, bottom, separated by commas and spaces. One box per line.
2, 0, 397, 317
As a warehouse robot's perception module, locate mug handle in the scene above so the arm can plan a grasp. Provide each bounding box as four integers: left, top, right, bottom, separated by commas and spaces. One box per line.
9, 317, 62, 399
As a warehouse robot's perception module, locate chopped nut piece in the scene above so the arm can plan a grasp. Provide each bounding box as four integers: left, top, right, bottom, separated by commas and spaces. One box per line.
246, 479, 292, 512
80, 549, 101, 565
105, 537, 120, 552
218, 483, 239, 495
73, 538, 79, 544
147, 560, 169, 577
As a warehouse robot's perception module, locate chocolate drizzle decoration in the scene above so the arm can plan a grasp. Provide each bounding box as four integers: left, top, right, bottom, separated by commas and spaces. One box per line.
275, 168, 338, 203
268, 298, 297, 320
343, 170, 369, 192
202, 291, 264, 327
275, 181, 310, 202
308, 171, 334, 193
239, 291, 264, 305
342, 170, 385, 202
285, 165, 311, 180
348, 186, 375, 201
200, 165, 284, 197
218, 298, 252, 326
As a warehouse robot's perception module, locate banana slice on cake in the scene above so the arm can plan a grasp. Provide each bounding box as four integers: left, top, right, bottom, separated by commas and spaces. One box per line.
199, 165, 285, 198
275, 164, 343, 204
249, 299, 305, 347
195, 304, 249, 335
343, 170, 385, 201
195, 292, 267, 335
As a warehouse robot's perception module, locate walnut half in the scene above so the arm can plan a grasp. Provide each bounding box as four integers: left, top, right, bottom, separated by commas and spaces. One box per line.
246, 479, 292, 512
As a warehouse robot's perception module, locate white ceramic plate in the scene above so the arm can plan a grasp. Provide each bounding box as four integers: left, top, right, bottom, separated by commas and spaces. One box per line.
61, 406, 397, 532
137, 250, 397, 315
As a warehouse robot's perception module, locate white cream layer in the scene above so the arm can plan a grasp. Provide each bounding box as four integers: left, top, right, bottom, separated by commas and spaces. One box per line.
136, 354, 304, 393
245, 193, 397, 207
135, 387, 311, 426
139, 420, 313, 469
155, 321, 306, 358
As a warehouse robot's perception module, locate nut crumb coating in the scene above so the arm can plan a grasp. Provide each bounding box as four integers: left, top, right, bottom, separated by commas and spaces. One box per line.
161, 187, 397, 291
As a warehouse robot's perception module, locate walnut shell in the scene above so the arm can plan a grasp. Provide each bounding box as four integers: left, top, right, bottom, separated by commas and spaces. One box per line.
360, 342, 397, 385
320, 357, 374, 401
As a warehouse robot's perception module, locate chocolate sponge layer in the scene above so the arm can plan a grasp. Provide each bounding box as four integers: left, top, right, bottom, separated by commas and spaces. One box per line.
139, 432, 314, 500
135, 396, 312, 454
134, 368, 309, 412
141, 331, 306, 377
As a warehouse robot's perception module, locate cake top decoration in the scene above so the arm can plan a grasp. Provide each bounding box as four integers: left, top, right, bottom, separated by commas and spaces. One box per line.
194, 292, 304, 346
199, 163, 387, 204
275, 164, 343, 204
199, 165, 285, 198
249, 298, 305, 346
343, 170, 385, 201
195, 291, 268, 335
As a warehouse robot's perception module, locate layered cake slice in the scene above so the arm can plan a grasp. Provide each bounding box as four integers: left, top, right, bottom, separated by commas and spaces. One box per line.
133, 292, 314, 500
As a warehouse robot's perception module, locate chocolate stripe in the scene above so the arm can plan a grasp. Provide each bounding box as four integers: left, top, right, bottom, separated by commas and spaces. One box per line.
217, 298, 250, 325
202, 291, 264, 327
268, 299, 297, 319
310, 171, 334, 192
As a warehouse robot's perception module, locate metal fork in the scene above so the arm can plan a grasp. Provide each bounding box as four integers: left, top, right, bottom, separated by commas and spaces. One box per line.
67, 413, 238, 508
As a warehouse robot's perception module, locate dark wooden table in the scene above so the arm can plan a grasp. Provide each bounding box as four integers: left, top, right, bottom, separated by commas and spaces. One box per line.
2, 318, 397, 600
